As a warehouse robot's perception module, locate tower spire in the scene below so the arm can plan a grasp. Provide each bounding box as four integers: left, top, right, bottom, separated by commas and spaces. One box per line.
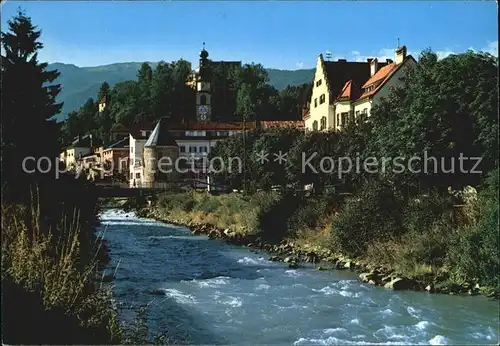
397, 37, 400, 48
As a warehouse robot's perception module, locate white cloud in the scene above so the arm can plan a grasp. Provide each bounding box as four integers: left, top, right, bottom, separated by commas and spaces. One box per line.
435, 50, 456, 60
295, 61, 304, 69
482, 40, 498, 56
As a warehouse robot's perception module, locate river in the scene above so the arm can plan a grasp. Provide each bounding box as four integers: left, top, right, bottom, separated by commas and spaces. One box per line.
98, 209, 499, 345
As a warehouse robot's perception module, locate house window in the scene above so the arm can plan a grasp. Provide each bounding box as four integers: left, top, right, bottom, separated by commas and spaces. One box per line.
131, 146, 134, 153
320, 116, 326, 130
200, 146, 208, 153
135, 173, 140, 179
319, 94, 325, 104
316, 79, 322, 87
314, 98, 318, 108
312, 120, 318, 131
341, 112, 349, 127
189, 146, 197, 153
355, 110, 360, 119
180, 146, 186, 153
200, 94, 207, 105
130, 173, 133, 179
336, 114, 340, 127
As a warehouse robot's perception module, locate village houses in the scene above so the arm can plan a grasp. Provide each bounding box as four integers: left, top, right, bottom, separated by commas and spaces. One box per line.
60, 44, 411, 187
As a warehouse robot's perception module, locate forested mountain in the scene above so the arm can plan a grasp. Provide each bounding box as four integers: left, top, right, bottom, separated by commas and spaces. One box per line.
49, 62, 314, 121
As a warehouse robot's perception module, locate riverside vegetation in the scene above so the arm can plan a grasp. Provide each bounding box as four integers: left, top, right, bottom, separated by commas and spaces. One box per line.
1, 10, 172, 344
138, 48, 499, 298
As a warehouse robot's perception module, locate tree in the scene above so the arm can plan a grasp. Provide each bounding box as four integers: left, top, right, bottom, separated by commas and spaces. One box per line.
1, 9, 63, 196
136, 63, 153, 122
108, 81, 140, 126
369, 49, 499, 192
151, 61, 174, 120
171, 59, 194, 123
97, 81, 110, 103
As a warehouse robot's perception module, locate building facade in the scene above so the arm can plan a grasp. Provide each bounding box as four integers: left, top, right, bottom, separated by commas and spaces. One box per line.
304, 45, 415, 131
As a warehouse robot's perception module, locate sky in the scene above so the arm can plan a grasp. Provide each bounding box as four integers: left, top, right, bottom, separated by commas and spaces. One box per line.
1, 1, 498, 70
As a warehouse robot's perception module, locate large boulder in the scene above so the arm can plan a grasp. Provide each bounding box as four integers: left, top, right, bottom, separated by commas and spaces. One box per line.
359, 271, 380, 283
384, 277, 416, 290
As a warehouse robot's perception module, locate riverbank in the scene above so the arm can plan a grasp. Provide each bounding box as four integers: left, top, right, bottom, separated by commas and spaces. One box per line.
133, 189, 498, 300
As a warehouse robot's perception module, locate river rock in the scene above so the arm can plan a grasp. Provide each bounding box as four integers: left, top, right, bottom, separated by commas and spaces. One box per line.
335, 261, 347, 270
268, 256, 281, 262
288, 262, 300, 269
384, 277, 416, 291
359, 272, 379, 283
284, 256, 295, 264
343, 261, 355, 270
425, 284, 434, 293
316, 266, 328, 271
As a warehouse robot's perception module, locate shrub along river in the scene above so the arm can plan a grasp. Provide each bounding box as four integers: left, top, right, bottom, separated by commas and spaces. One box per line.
99, 209, 499, 345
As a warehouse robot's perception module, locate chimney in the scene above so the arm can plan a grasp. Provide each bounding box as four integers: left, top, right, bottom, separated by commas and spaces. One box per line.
370, 58, 378, 77
386, 58, 394, 64
395, 45, 407, 65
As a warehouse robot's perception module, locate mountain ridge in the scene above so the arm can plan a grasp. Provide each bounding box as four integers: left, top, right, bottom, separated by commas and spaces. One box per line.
48, 62, 315, 121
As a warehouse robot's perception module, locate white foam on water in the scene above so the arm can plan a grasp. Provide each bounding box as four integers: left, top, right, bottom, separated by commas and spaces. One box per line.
219, 296, 243, 308
428, 335, 449, 345
379, 308, 394, 316
256, 284, 270, 291
415, 320, 431, 331
313, 286, 338, 295
185, 276, 232, 288
470, 327, 496, 341
374, 325, 407, 341
149, 235, 206, 241
339, 290, 362, 298
350, 318, 360, 325
285, 269, 302, 277
160, 288, 196, 304
237, 256, 267, 266
407, 306, 422, 319
294, 336, 414, 345
323, 327, 348, 335
101, 220, 161, 227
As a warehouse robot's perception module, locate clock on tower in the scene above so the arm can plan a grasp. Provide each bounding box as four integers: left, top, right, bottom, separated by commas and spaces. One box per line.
198, 105, 210, 122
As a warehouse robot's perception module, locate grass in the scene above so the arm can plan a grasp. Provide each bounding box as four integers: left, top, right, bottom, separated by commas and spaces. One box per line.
2, 188, 173, 344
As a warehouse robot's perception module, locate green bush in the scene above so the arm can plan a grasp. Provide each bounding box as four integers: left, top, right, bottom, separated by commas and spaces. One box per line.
331, 181, 404, 257
447, 195, 499, 289
402, 191, 453, 234
286, 197, 330, 234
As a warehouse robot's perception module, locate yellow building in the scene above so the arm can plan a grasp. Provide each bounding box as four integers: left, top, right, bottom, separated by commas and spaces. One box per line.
60, 134, 92, 170
304, 45, 416, 131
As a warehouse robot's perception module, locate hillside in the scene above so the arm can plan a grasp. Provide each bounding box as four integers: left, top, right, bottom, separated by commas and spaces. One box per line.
48, 62, 314, 121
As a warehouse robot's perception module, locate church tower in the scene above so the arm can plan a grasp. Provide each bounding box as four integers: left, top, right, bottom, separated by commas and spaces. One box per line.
196, 43, 212, 122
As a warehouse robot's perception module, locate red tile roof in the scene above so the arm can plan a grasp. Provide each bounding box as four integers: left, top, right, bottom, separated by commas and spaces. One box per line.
261, 121, 304, 129
358, 55, 415, 101
336, 80, 363, 102
150, 119, 256, 131
322, 59, 388, 103
362, 63, 398, 88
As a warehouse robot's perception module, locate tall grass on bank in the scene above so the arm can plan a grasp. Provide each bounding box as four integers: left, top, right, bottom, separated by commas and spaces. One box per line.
1, 196, 122, 344
2, 191, 172, 344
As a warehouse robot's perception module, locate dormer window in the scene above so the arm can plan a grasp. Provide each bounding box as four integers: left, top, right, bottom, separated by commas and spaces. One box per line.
316, 79, 322, 87
319, 94, 326, 104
